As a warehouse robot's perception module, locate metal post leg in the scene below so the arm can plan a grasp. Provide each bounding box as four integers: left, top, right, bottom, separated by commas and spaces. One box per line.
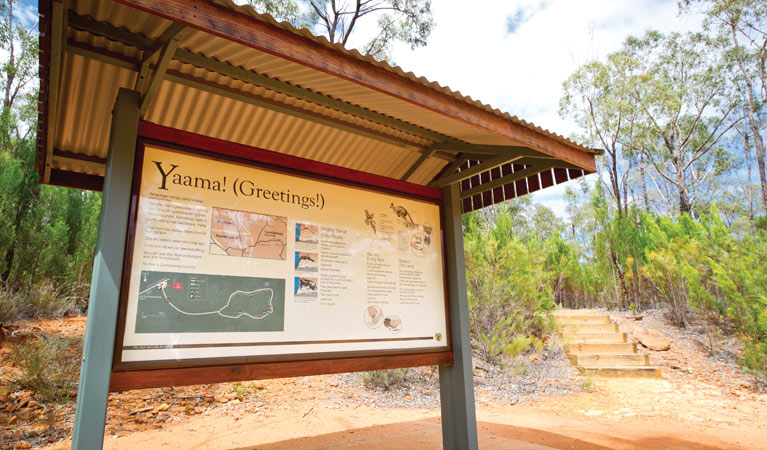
71, 89, 140, 449
439, 183, 478, 450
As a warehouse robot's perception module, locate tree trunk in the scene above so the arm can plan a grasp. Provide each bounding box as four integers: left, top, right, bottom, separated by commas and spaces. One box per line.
731, 23, 767, 212
744, 131, 757, 234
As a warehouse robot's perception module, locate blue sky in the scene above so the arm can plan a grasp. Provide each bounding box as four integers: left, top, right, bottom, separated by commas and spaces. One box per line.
380, 0, 703, 215
15, 0, 38, 28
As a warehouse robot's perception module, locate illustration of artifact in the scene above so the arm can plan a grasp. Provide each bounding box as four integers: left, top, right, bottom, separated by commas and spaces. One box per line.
364, 305, 384, 328
364, 209, 377, 234
390, 203, 417, 228
410, 233, 427, 257
384, 315, 402, 333
367, 305, 383, 326
423, 223, 432, 246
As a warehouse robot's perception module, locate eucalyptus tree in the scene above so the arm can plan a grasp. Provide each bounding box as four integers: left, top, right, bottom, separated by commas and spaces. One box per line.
248, 0, 434, 61
560, 53, 642, 218
624, 31, 741, 215
0, 0, 37, 151
682, 0, 767, 212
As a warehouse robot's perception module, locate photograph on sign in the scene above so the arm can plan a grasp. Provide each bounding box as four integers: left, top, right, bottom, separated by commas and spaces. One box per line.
116, 144, 449, 367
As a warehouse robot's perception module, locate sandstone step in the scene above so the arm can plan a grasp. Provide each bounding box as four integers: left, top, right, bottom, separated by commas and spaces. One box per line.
578, 366, 662, 378
558, 323, 618, 333
552, 309, 606, 316
565, 342, 637, 354
572, 354, 650, 367
558, 332, 627, 344
556, 315, 612, 325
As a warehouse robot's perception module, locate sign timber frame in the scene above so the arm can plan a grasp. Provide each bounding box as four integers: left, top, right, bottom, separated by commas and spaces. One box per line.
109, 121, 454, 390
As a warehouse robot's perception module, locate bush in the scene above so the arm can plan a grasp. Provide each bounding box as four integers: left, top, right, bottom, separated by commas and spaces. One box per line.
0, 281, 81, 323
361, 368, 413, 390
9, 334, 82, 403
463, 209, 555, 365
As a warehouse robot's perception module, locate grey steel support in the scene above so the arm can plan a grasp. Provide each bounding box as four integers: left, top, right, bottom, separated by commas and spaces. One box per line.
71, 89, 141, 450
439, 182, 478, 450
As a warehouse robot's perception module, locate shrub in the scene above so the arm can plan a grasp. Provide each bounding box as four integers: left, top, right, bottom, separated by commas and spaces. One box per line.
361, 368, 413, 390
463, 209, 555, 365
0, 281, 81, 323
9, 334, 82, 403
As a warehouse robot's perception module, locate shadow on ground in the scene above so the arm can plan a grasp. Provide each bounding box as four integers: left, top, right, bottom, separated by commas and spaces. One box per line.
231, 418, 735, 450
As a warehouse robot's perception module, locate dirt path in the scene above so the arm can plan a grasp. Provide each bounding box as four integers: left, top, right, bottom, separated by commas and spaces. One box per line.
5, 314, 767, 449
41, 395, 767, 450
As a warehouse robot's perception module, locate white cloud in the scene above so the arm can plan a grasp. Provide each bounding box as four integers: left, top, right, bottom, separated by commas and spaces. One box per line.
15, 1, 38, 29
386, 0, 701, 217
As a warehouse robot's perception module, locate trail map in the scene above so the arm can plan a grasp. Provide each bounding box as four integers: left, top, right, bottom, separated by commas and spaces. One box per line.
135, 270, 285, 333
210, 207, 287, 260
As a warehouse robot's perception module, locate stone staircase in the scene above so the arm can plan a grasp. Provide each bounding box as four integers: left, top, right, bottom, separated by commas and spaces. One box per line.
554, 309, 661, 378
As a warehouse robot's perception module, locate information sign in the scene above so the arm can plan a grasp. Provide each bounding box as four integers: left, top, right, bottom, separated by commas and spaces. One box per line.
114, 143, 449, 369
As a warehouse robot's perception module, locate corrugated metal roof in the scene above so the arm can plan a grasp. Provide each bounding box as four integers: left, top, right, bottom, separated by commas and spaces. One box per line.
40, 0, 597, 209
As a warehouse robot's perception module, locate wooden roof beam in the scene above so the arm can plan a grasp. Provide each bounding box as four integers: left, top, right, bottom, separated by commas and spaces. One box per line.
139, 25, 187, 116
430, 143, 554, 158
67, 12, 459, 148
65, 41, 442, 156
134, 22, 185, 92
113, 0, 597, 172
43, 0, 67, 183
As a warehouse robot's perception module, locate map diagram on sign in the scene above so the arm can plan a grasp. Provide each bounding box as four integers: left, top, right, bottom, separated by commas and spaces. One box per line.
135, 271, 285, 333
210, 207, 287, 260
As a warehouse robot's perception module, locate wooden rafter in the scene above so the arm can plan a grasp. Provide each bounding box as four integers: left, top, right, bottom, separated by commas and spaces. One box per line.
459, 165, 553, 199
400, 146, 435, 181
431, 154, 521, 188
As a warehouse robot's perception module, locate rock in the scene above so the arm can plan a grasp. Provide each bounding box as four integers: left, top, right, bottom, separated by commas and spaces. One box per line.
230, 399, 241, 405
26, 400, 43, 410
17, 407, 36, 420
636, 329, 671, 351
8, 415, 17, 425
14, 443, 31, 449
620, 322, 646, 335
153, 403, 170, 413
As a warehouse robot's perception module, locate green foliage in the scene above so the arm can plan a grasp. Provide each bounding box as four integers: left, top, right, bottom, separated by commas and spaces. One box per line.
464, 205, 555, 365
9, 334, 82, 403
247, 0, 433, 61
361, 368, 413, 390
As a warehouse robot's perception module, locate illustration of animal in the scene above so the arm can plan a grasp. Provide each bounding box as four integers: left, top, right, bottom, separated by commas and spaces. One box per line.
390, 203, 416, 228
364, 209, 377, 234
299, 278, 317, 291
299, 254, 316, 263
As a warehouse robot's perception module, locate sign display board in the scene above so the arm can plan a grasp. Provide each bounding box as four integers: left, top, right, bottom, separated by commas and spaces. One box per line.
114, 142, 449, 369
